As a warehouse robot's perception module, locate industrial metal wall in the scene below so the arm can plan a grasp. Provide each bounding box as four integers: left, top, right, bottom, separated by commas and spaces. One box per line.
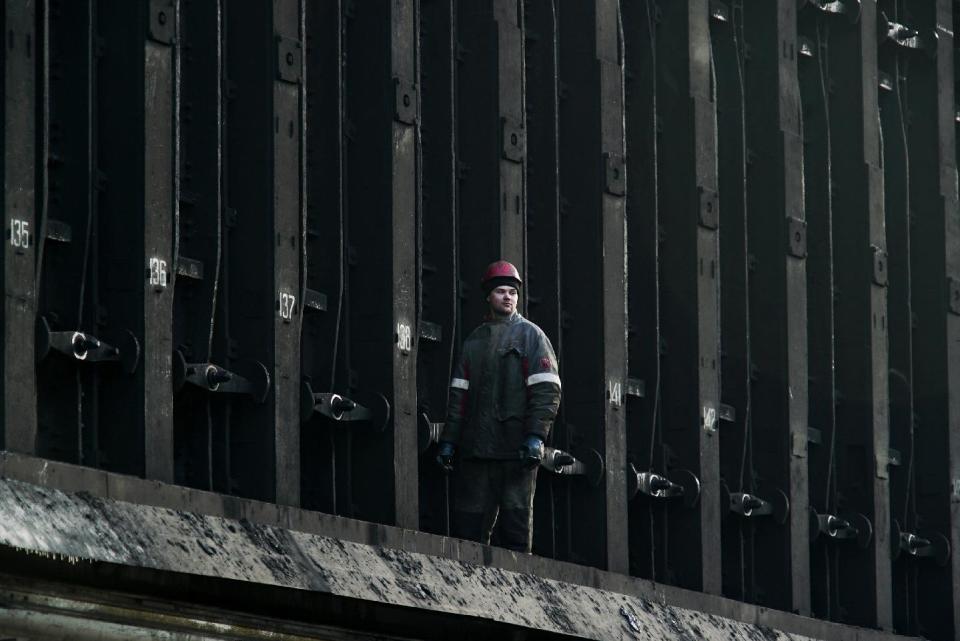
2, 0, 958, 638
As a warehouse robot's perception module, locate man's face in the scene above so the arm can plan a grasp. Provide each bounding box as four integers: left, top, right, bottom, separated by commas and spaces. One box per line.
488, 285, 518, 316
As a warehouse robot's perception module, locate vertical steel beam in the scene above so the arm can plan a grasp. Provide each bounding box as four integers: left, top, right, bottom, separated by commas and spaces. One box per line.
741, 0, 811, 614
301, 0, 343, 514
343, 0, 418, 527
827, 1, 892, 628
224, 0, 302, 505
903, 1, 959, 638
95, 0, 176, 479
2, 0, 38, 454
495, 0, 525, 268
622, 0, 664, 581
523, 0, 564, 558
390, 0, 419, 530
556, 0, 628, 573
417, 0, 458, 535
654, 0, 722, 593
142, 0, 177, 483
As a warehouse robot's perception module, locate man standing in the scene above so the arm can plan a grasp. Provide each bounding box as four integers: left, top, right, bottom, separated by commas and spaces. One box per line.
435, 260, 562, 553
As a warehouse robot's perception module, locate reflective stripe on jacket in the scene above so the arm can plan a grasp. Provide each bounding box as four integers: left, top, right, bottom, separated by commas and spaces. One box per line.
441, 312, 561, 459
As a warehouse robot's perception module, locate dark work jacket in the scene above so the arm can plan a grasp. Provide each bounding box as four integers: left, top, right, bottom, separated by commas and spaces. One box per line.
441, 312, 561, 459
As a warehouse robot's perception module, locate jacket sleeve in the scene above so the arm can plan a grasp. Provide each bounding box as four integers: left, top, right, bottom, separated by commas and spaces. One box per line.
440, 351, 471, 445
523, 329, 561, 440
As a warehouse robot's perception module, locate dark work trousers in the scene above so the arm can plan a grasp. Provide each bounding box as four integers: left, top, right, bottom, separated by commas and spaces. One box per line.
452, 459, 537, 553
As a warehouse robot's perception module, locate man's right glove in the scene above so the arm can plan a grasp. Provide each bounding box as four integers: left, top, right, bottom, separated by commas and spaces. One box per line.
435, 441, 456, 472
519, 434, 544, 470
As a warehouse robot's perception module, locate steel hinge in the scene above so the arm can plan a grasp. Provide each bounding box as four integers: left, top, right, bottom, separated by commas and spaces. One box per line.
698, 186, 718, 229
787, 216, 807, 258
872, 246, 888, 287
502, 117, 524, 163
604, 152, 625, 196
148, 0, 174, 45
947, 276, 960, 315
393, 77, 417, 125
276, 36, 302, 84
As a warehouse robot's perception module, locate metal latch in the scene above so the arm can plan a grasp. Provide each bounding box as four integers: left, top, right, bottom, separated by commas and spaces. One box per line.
628, 464, 701, 508
540, 447, 604, 486
302, 381, 391, 430
878, 11, 937, 57
801, 0, 861, 22
891, 520, 951, 565
173, 350, 270, 403
809, 510, 872, 548
722, 484, 789, 524
36, 316, 139, 374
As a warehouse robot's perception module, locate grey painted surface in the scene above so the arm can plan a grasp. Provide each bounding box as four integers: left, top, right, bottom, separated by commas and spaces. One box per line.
0, 476, 902, 641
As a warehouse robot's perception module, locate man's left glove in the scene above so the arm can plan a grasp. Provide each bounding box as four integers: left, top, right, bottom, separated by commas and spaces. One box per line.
519, 435, 544, 470
435, 441, 456, 473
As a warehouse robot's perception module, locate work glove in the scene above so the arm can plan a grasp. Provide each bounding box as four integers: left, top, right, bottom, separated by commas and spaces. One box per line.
519, 435, 544, 470
435, 441, 456, 473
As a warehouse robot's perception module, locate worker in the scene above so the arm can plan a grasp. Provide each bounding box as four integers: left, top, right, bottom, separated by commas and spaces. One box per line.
435, 260, 562, 553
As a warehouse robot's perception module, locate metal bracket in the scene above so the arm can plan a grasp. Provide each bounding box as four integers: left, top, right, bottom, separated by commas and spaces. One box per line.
878, 11, 937, 58
148, 0, 174, 45
891, 520, 951, 565
787, 217, 807, 258
418, 320, 442, 343
709, 0, 730, 23
698, 186, 719, 230
541, 447, 605, 486
301, 381, 391, 430
304, 288, 328, 313
502, 117, 525, 163
625, 377, 645, 398
722, 485, 790, 524
276, 36, 302, 84
628, 464, 700, 508
173, 350, 270, 403
393, 77, 417, 125
604, 153, 625, 196
798, 37, 816, 59
36, 316, 139, 374
872, 246, 888, 287
947, 276, 960, 315
809, 510, 872, 548
176, 256, 204, 280
801, 0, 861, 23
45, 219, 72, 243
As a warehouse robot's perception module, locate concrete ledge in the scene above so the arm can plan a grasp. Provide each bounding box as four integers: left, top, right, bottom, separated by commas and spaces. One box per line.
0, 451, 916, 641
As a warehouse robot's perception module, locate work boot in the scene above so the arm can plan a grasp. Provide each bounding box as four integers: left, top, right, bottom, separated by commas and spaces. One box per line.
497, 508, 533, 553
452, 511, 486, 543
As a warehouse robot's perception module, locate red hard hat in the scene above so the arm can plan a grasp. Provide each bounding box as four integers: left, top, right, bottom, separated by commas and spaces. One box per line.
480, 260, 522, 292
